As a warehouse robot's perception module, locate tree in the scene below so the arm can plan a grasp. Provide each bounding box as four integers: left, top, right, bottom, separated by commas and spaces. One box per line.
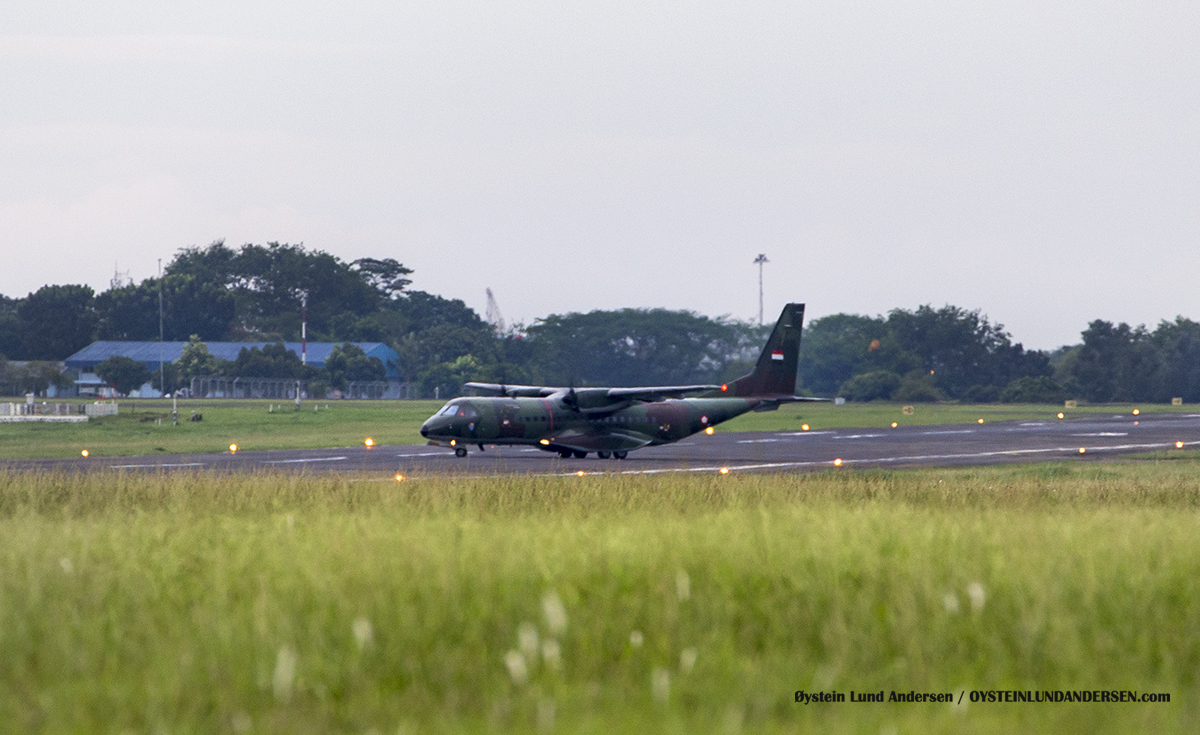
999, 376, 1066, 404
838, 370, 901, 401
797, 313, 890, 396
94, 356, 152, 396
178, 335, 222, 378
420, 355, 485, 400
226, 343, 308, 379
166, 241, 397, 340
17, 284, 98, 360
1150, 317, 1200, 403
524, 309, 742, 387
0, 295, 20, 359
884, 305, 1050, 399
351, 258, 413, 300
893, 370, 944, 403
325, 343, 386, 391
1061, 321, 1159, 402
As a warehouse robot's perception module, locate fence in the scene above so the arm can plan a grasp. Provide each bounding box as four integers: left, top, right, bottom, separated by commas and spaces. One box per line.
346, 381, 420, 400
0, 402, 116, 417
189, 377, 305, 400
189, 376, 418, 400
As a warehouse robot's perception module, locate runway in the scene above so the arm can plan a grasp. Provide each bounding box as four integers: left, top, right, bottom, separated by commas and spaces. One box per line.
5, 411, 1200, 476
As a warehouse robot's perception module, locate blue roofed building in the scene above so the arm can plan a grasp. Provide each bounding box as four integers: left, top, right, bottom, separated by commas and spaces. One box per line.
65, 341, 400, 377
64, 341, 410, 399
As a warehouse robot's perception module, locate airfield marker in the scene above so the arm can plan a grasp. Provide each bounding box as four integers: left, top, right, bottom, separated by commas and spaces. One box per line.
394, 473, 405, 482
1078, 447, 1086, 454
719, 467, 730, 475
978, 418, 985, 424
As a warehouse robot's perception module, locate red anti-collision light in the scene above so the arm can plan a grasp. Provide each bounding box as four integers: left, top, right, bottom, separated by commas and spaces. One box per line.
720, 384, 728, 392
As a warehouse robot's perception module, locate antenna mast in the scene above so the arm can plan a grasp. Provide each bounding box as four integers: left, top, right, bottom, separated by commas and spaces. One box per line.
753, 253, 769, 325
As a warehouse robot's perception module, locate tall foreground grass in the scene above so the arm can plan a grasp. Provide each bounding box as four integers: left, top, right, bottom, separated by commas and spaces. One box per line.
2, 464, 1199, 733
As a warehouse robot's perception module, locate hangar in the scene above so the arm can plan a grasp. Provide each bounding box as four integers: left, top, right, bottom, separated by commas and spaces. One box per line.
63, 341, 408, 399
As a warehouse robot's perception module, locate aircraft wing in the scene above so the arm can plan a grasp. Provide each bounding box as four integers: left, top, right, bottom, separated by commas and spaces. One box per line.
463, 382, 562, 397
604, 385, 722, 401
465, 382, 720, 401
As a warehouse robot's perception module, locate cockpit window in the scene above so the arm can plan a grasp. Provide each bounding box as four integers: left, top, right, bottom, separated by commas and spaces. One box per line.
437, 402, 478, 419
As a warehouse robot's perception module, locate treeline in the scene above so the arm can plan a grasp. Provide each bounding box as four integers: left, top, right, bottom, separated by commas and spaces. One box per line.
799, 307, 1200, 403
3, 241, 1198, 402
0, 242, 767, 398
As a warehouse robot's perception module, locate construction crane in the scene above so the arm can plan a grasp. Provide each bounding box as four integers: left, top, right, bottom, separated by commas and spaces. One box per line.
485, 288, 506, 334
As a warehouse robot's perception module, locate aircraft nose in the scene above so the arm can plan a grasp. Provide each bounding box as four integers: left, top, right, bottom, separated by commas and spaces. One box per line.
419, 423, 429, 438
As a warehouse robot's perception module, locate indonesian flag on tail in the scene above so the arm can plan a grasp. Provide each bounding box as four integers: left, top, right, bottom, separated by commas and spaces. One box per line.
771, 350, 784, 361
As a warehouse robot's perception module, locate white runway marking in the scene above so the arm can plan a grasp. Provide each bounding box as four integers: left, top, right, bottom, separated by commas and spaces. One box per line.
1020, 423, 1047, 426
532, 440, 1200, 478
395, 451, 453, 457
778, 431, 834, 436
832, 434, 884, 439
1072, 432, 1128, 437
737, 438, 781, 444
108, 462, 206, 469
920, 430, 975, 435
263, 456, 348, 464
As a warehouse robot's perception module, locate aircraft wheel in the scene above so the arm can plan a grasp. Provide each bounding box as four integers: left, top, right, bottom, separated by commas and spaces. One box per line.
613, 450, 628, 460
454, 447, 468, 458
573, 450, 587, 459
597, 451, 611, 459
558, 450, 572, 459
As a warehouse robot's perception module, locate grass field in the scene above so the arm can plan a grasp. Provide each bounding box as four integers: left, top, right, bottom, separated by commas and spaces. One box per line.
0, 398, 1191, 460
2, 462, 1198, 733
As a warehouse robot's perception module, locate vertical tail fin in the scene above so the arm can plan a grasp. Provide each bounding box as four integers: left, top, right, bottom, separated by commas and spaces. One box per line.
730, 303, 805, 397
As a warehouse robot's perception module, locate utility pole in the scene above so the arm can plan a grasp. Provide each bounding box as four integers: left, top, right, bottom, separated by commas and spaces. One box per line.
300, 291, 308, 365
754, 253, 769, 326
158, 259, 165, 396
298, 291, 308, 409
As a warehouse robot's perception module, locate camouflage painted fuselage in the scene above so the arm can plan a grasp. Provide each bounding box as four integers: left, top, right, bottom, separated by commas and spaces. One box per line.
419, 395, 765, 453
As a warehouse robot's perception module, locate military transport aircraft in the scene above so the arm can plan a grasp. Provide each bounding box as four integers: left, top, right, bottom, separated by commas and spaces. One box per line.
419, 303, 825, 459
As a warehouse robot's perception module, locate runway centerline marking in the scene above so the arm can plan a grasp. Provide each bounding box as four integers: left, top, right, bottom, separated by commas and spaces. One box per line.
263, 456, 348, 464
1072, 432, 1128, 437
108, 462, 206, 469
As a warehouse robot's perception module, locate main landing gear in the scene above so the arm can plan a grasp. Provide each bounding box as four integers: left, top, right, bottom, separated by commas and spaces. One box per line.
594, 450, 627, 460
455, 447, 467, 458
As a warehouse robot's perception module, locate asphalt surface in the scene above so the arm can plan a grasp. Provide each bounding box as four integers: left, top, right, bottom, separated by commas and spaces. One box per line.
5, 411, 1200, 477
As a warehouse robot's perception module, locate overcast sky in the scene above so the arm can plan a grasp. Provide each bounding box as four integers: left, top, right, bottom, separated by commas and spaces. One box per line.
2, 2, 1197, 349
